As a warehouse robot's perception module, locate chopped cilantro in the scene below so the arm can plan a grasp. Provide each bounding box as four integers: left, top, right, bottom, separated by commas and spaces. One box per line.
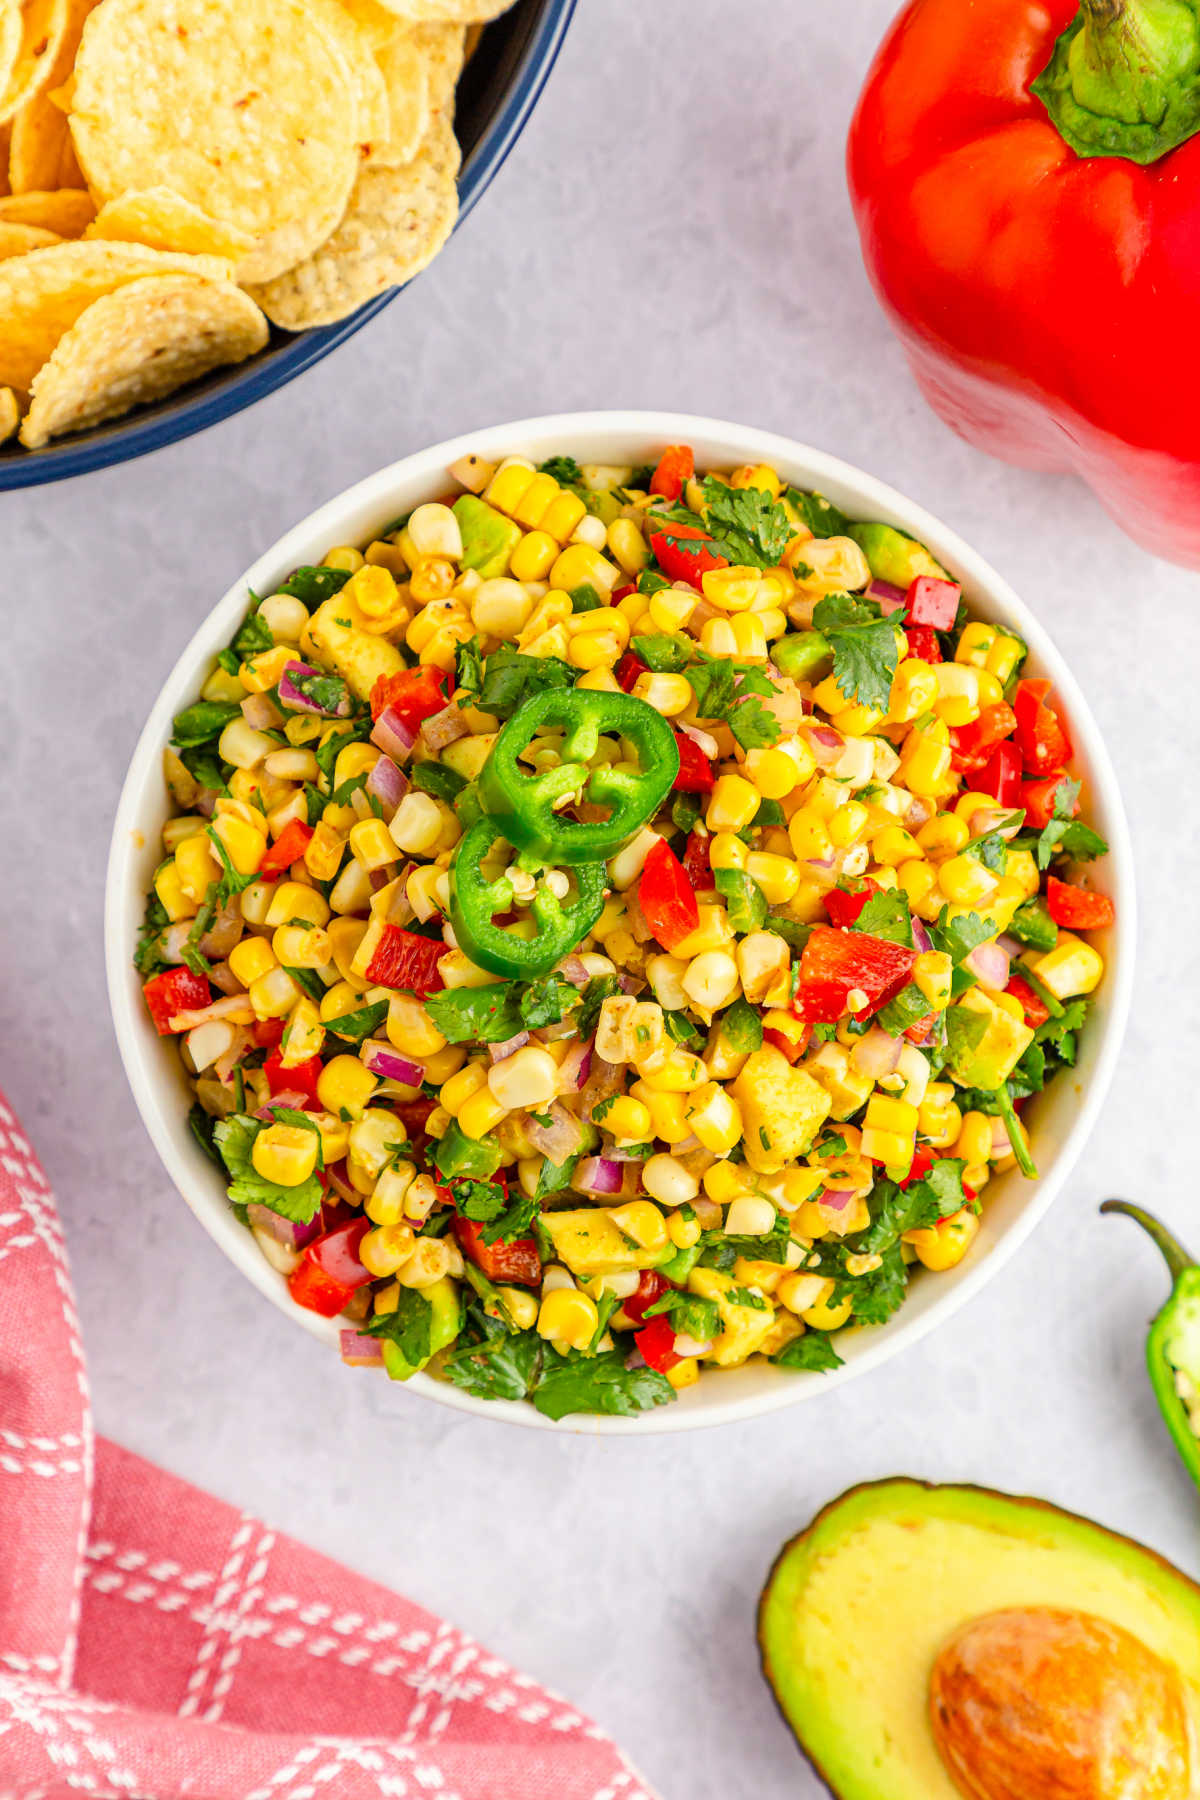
811, 593, 901, 712
213, 1114, 323, 1223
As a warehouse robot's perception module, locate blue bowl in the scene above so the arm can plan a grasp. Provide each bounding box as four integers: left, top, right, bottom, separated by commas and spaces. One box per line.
0, 0, 576, 489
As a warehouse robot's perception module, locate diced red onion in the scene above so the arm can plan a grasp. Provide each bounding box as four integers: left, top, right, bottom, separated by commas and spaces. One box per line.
195, 787, 217, 819
965, 942, 1011, 990
206, 960, 240, 997
691, 1196, 722, 1229
868, 579, 907, 611
555, 954, 590, 990
555, 1039, 593, 1094
161, 921, 193, 961
849, 1027, 903, 1080
808, 725, 844, 766
526, 1102, 584, 1162
421, 704, 469, 752
241, 691, 283, 731
580, 1057, 624, 1120
573, 1155, 623, 1196
200, 896, 244, 959
997, 933, 1024, 957
625, 893, 655, 945
255, 1090, 312, 1121
489, 1032, 530, 1062
617, 972, 644, 996
821, 1188, 855, 1213
603, 1137, 649, 1163
673, 1333, 713, 1358
371, 707, 416, 763
340, 1330, 384, 1367
625, 1347, 649, 1372
168, 994, 252, 1032
247, 1202, 321, 1249
213, 1027, 250, 1085
805, 855, 843, 891
680, 722, 719, 760
365, 754, 408, 819
911, 916, 932, 954
325, 1161, 358, 1206
904, 795, 934, 831
278, 660, 352, 718
361, 1040, 423, 1085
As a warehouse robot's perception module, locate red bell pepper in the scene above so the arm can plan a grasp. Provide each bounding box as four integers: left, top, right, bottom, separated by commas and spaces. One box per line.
1013, 679, 1072, 776
681, 829, 716, 893
905, 1011, 937, 1045
672, 732, 716, 793
906, 575, 961, 630
824, 879, 880, 929
624, 1270, 671, 1326
1022, 771, 1078, 830
251, 1017, 286, 1049
647, 520, 728, 590
364, 924, 446, 995
763, 1023, 812, 1064
264, 1050, 322, 1107
635, 1313, 683, 1373
978, 741, 1024, 808
369, 665, 447, 730
638, 839, 700, 952
394, 1096, 439, 1164
902, 623, 943, 664
260, 819, 314, 879
307, 1218, 373, 1287
949, 702, 1018, 775
1006, 974, 1051, 1028
899, 1145, 936, 1190
848, 0, 1200, 567
142, 966, 211, 1035
649, 445, 695, 503
453, 1215, 542, 1288
1046, 876, 1115, 930
287, 1260, 357, 1318
793, 926, 917, 1023
616, 652, 649, 693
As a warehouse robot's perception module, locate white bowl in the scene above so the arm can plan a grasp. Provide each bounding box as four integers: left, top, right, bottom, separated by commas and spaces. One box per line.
106, 412, 1135, 1434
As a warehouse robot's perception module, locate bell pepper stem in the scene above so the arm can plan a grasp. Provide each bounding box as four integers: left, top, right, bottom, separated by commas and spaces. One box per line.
1101, 1199, 1195, 1282
1032, 0, 1200, 164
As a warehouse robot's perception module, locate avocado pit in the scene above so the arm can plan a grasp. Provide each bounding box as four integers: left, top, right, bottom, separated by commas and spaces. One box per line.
929, 1607, 1191, 1800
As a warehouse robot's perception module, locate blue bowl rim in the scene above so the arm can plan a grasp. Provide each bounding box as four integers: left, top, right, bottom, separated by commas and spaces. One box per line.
0, 0, 577, 492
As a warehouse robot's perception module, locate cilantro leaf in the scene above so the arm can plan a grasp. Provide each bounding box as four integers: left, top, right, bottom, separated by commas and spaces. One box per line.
772, 1329, 845, 1372
812, 594, 901, 711
686, 656, 780, 749
134, 890, 170, 978
853, 890, 914, 947
534, 1152, 580, 1202
171, 699, 241, 749
444, 1313, 545, 1403
205, 826, 257, 901
643, 1289, 722, 1340
276, 566, 352, 611
845, 1243, 909, 1324
1032, 781, 1109, 870
700, 476, 793, 569
631, 632, 693, 672
181, 884, 217, 977
325, 999, 389, 1043
188, 1103, 223, 1168
874, 982, 931, 1036
929, 907, 998, 966
453, 1177, 508, 1223
365, 1287, 433, 1365
577, 973, 621, 1040
230, 608, 275, 664
784, 488, 850, 539
532, 1347, 674, 1420
213, 1115, 323, 1222
425, 983, 527, 1044
538, 454, 583, 486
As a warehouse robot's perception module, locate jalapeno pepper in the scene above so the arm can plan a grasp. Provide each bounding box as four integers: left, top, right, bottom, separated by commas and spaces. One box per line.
448, 817, 607, 979
475, 689, 679, 865
1101, 1201, 1200, 1493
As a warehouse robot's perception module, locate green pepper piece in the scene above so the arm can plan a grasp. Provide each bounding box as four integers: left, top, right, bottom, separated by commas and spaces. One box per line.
1101, 1200, 1200, 1492
476, 688, 680, 865
435, 1119, 505, 1181
448, 817, 607, 979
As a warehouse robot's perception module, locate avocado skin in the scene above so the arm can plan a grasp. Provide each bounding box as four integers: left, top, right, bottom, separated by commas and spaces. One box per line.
757, 1477, 1200, 1800
848, 521, 948, 587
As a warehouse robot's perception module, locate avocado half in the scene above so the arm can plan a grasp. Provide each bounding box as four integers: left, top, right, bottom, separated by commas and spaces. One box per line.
758, 1479, 1200, 1800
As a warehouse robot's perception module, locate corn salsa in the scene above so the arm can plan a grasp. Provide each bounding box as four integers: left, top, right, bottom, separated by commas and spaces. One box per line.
134, 443, 1114, 1420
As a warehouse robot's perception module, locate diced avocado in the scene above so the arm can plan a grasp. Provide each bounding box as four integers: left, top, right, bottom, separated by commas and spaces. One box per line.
732, 1047, 832, 1173
847, 521, 949, 588
655, 1242, 703, 1283
759, 1479, 1200, 1800
774, 631, 832, 683
453, 494, 523, 579
584, 488, 623, 526
433, 1119, 504, 1180
541, 1208, 664, 1278
1007, 895, 1059, 952
381, 1277, 462, 1382
307, 589, 404, 703
688, 1266, 778, 1366
944, 988, 1034, 1090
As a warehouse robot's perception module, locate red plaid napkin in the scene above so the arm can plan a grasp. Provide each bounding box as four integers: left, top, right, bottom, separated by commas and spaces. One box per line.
0, 1088, 655, 1799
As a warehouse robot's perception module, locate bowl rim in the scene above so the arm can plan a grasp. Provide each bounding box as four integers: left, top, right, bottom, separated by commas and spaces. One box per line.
0, 0, 578, 493
105, 409, 1136, 1435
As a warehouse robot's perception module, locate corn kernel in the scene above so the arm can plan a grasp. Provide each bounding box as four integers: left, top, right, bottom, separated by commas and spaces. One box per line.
457, 1086, 509, 1138
686, 1081, 743, 1154
907, 1206, 979, 1271
248, 966, 301, 1020
1033, 932, 1104, 999
933, 662, 982, 728
682, 952, 740, 1013
252, 1123, 318, 1188
609, 1200, 670, 1253
549, 543, 619, 594
632, 671, 693, 716
317, 1054, 377, 1118
788, 808, 835, 863
537, 1287, 600, 1351
938, 854, 997, 906
603, 1096, 653, 1141
745, 746, 802, 800
744, 852, 799, 905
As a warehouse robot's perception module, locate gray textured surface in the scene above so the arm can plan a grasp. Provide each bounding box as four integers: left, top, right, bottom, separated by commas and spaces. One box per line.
2, 1, 1199, 1794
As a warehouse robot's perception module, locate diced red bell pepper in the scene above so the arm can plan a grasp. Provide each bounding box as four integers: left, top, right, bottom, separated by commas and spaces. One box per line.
1022, 772, 1078, 831
260, 818, 314, 879
453, 1215, 542, 1287
1013, 679, 1072, 776
977, 740, 1024, 808
763, 1024, 811, 1063
251, 1017, 286, 1049
681, 829, 715, 893
949, 702, 1018, 775
899, 1145, 936, 1189
1005, 974, 1050, 1029
638, 839, 700, 953
369, 665, 448, 730
904, 1011, 936, 1045
611, 584, 637, 605
307, 1217, 373, 1289
824, 879, 880, 929
394, 1096, 439, 1165
264, 1050, 322, 1107
905, 575, 961, 630
624, 1270, 671, 1326
635, 1312, 682, 1373
672, 732, 716, 793
647, 520, 728, 590
616, 652, 649, 693
649, 445, 695, 503
1046, 877, 1115, 931
793, 926, 917, 1024
142, 965, 212, 1035
287, 1258, 359, 1320
902, 623, 943, 663
365, 924, 446, 995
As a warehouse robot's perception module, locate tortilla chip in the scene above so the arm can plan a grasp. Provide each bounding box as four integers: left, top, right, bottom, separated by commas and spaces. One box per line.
69, 0, 366, 282
372, 29, 431, 167
371, 0, 513, 20
417, 22, 465, 118
20, 271, 269, 446
246, 112, 459, 330
0, 0, 70, 129
0, 4, 20, 112
0, 238, 231, 390
6, 0, 94, 189
337, 0, 403, 49
86, 187, 253, 259
0, 219, 60, 256
0, 384, 17, 442
0, 185, 93, 231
